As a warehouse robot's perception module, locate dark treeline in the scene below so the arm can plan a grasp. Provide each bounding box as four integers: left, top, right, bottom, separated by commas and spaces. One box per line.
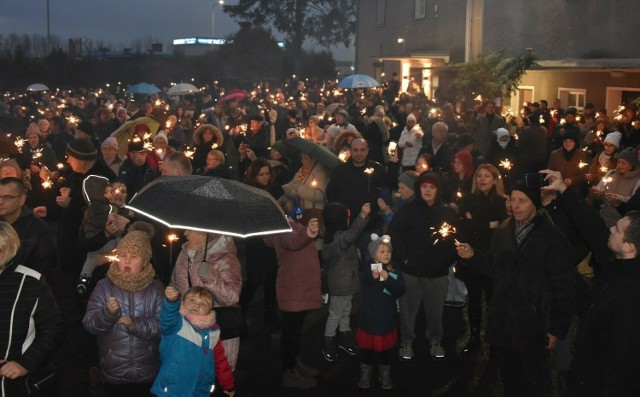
0, 26, 338, 91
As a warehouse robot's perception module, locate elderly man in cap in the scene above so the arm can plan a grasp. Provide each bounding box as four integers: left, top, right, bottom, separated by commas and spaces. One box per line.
592, 146, 640, 228
118, 139, 159, 197
539, 169, 640, 396
323, 109, 358, 149
457, 179, 575, 396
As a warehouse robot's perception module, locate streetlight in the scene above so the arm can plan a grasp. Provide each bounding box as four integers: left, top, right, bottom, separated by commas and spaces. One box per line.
46, 0, 50, 55
212, 0, 224, 41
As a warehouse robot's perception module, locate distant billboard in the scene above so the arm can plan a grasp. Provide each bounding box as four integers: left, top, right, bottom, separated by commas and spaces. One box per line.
173, 37, 227, 46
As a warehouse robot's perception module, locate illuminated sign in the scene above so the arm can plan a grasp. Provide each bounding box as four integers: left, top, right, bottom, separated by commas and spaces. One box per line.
173, 37, 227, 46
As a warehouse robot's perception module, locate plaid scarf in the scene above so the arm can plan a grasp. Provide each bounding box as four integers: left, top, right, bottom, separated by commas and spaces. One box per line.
513, 213, 538, 247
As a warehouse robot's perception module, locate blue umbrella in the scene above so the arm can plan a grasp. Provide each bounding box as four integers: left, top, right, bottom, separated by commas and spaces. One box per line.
127, 83, 161, 94
337, 74, 381, 89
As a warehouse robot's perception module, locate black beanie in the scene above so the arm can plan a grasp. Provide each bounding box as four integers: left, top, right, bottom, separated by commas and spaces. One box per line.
66, 138, 98, 161
76, 120, 94, 136
511, 180, 542, 209
323, 202, 349, 231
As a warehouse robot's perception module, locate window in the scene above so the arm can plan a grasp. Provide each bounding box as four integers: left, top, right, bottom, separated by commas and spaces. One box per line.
377, 0, 386, 26
415, 0, 426, 19
558, 88, 586, 110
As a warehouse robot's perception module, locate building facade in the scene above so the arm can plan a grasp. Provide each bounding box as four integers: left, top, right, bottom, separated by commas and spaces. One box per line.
356, 0, 640, 114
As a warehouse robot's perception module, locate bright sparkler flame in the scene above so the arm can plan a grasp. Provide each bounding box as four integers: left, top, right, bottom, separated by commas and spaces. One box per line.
430, 222, 457, 245
599, 166, 608, 173
106, 250, 119, 262
14, 138, 27, 151
499, 159, 512, 170
184, 147, 195, 159
578, 161, 588, 169
338, 151, 348, 162
364, 167, 374, 175
42, 180, 53, 189
167, 234, 179, 243
311, 178, 318, 187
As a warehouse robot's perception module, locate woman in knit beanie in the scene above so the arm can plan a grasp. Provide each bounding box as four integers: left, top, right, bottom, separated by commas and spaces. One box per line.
83, 228, 164, 396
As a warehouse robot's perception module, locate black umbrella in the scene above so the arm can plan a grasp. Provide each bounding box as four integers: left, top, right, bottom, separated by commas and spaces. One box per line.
284, 137, 340, 171
126, 176, 291, 238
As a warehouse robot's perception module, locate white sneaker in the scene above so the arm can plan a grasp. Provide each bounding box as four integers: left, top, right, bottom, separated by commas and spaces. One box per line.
430, 341, 445, 359
398, 341, 414, 361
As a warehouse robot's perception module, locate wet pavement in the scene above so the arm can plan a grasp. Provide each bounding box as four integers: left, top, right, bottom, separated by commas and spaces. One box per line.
234, 295, 505, 397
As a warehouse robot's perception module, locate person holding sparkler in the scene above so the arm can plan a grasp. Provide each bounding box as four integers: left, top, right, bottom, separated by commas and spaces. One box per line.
592, 147, 640, 228
456, 164, 508, 354
389, 171, 457, 361
585, 131, 620, 187
456, 180, 575, 396
547, 129, 590, 195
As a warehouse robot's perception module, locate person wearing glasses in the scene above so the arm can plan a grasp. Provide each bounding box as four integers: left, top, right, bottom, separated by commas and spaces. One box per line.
0, 177, 53, 276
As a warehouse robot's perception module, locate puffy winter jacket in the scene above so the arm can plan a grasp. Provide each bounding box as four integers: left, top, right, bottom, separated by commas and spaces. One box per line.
83, 277, 164, 384
151, 299, 234, 396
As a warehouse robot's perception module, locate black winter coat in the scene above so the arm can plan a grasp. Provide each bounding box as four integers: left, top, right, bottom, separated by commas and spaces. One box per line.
7, 207, 54, 277
0, 260, 63, 395
465, 212, 575, 355
554, 187, 640, 395
389, 198, 458, 278
326, 160, 388, 231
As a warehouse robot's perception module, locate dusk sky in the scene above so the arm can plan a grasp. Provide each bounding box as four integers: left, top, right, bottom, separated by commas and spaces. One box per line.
0, 0, 353, 60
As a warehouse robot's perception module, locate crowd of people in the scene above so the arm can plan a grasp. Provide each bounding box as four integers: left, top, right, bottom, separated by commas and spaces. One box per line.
1, 76, 640, 396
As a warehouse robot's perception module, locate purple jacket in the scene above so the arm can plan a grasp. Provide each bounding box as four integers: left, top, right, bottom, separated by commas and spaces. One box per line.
83, 277, 164, 384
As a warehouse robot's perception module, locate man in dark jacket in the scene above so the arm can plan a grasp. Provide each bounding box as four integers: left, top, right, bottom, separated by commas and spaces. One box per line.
326, 138, 388, 238
457, 180, 575, 396
118, 140, 158, 197
0, 177, 53, 277
541, 169, 640, 396
45, 138, 117, 274
390, 171, 457, 361
473, 100, 506, 157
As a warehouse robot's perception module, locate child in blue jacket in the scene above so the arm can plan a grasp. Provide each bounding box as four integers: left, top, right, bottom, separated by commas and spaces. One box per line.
151, 286, 235, 397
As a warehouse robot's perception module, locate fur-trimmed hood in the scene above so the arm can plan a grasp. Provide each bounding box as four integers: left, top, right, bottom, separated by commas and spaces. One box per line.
333, 130, 362, 154
193, 124, 224, 147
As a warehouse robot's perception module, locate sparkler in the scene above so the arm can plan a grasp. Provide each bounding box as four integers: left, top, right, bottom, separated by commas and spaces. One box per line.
105, 250, 119, 263
338, 151, 349, 162
499, 159, 512, 170
167, 233, 179, 265
578, 161, 588, 169
430, 222, 457, 245
14, 138, 27, 152
599, 166, 608, 173
184, 147, 196, 159
364, 167, 374, 194
500, 159, 513, 186
42, 180, 53, 189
